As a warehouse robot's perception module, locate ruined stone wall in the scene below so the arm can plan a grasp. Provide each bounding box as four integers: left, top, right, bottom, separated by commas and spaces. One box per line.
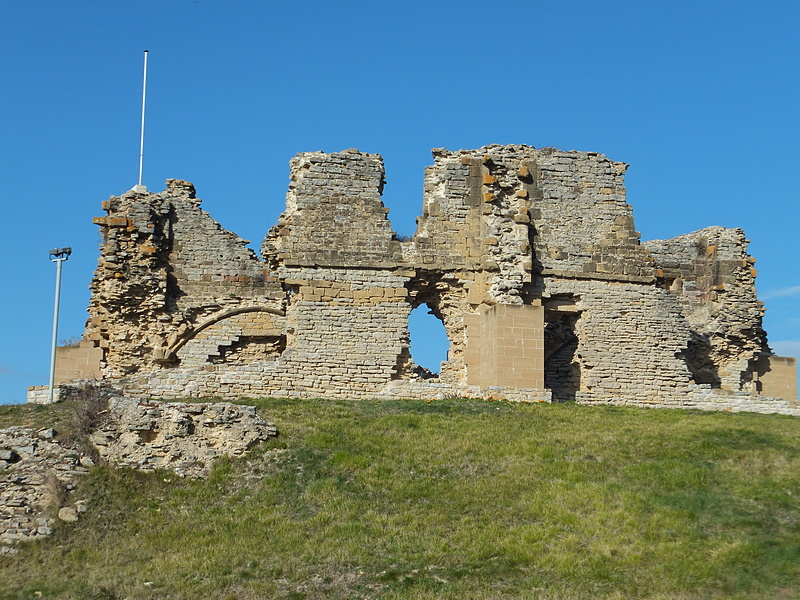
534, 150, 654, 279
263, 150, 402, 268
408, 146, 538, 382
643, 227, 768, 390
86, 179, 285, 377
541, 278, 695, 404
64, 145, 797, 412
260, 150, 415, 397
406, 145, 660, 389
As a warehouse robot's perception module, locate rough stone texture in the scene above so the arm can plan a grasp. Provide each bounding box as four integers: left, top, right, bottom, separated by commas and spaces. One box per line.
0, 428, 90, 554
86, 178, 285, 378
643, 227, 769, 391
90, 399, 277, 477
263, 149, 402, 268
0, 399, 276, 551
49, 144, 797, 414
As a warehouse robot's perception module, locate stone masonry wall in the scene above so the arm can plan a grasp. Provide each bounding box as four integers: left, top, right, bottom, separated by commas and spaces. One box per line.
542, 277, 695, 403
263, 149, 402, 268
644, 227, 768, 391
86, 179, 285, 377
62, 145, 797, 413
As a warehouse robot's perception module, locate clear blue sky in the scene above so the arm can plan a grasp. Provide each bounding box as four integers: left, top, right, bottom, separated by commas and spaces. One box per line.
1, 1, 798, 404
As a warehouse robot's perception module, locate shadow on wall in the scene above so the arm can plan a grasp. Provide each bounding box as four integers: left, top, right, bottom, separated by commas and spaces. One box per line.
544, 314, 581, 402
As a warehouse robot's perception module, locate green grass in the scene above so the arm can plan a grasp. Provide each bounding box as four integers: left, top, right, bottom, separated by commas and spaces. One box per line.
1, 398, 799, 599
0, 401, 75, 432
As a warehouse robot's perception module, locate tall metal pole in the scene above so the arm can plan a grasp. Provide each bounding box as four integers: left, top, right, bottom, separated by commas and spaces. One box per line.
135, 50, 148, 192
48, 258, 65, 404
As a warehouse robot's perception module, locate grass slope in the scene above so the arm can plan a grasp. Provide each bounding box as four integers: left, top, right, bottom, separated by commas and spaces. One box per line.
1, 398, 799, 599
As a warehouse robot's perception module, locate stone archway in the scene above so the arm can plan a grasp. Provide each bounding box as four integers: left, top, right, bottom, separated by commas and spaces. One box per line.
168, 307, 286, 368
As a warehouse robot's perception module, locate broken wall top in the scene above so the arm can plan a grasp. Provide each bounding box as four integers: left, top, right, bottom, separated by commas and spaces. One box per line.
262, 149, 403, 269
85, 144, 775, 399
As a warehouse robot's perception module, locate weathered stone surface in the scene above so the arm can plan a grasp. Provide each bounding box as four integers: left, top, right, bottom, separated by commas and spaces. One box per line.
37, 428, 56, 440
643, 228, 768, 391
57, 506, 78, 523
0, 427, 89, 554
1, 399, 276, 551
84, 178, 285, 379
44, 144, 796, 413
90, 399, 277, 477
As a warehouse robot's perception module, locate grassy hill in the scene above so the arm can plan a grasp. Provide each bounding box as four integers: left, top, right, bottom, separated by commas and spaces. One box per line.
1, 397, 799, 599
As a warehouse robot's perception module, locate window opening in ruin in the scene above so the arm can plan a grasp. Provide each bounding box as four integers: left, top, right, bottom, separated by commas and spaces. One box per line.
408, 304, 449, 378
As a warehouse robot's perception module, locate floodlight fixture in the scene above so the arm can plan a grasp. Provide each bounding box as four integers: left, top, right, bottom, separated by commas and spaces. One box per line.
48, 247, 72, 403
49, 247, 72, 260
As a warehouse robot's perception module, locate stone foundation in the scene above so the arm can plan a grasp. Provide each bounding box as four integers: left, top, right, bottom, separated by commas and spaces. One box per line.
90, 399, 277, 477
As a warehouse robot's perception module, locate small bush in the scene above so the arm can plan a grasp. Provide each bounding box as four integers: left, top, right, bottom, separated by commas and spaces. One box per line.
59, 381, 111, 457
69, 382, 110, 437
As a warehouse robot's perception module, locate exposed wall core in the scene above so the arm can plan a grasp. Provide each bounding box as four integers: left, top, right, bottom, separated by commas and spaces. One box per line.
65, 145, 798, 414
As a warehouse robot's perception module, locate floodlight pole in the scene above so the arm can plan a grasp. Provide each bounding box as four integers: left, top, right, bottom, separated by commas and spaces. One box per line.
48, 248, 71, 404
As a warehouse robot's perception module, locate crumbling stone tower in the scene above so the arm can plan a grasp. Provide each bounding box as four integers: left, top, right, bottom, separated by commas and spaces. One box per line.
76, 145, 797, 413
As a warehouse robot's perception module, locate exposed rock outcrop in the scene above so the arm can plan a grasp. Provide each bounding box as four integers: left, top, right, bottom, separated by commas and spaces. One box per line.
90, 399, 277, 477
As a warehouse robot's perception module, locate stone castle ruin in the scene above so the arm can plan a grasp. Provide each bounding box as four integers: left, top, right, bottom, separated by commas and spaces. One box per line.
44, 145, 797, 413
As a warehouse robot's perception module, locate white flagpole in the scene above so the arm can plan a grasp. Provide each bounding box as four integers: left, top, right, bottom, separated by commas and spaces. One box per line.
134, 50, 148, 193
